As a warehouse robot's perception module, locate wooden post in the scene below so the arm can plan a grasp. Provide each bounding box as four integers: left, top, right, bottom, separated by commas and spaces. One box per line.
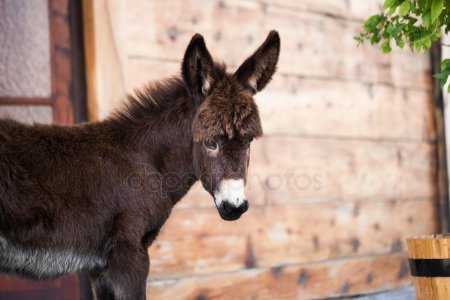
407, 235, 450, 299
82, 0, 126, 121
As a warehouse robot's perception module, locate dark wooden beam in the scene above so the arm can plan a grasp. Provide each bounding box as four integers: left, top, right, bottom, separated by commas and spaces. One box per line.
431, 42, 450, 232
0, 97, 52, 106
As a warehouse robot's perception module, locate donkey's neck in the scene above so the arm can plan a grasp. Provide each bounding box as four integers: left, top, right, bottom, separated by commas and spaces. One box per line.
106, 78, 199, 204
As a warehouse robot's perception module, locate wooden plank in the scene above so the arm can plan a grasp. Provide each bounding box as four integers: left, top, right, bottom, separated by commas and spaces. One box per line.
0, 275, 70, 292
259, 0, 384, 21
147, 254, 411, 299
0, 97, 52, 106
82, 0, 127, 120
124, 59, 179, 93
125, 60, 436, 141
125, 0, 430, 89
176, 137, 436, 208
257, 76, 435, 141
150, 199, 436, 277
247, 137, 436, 205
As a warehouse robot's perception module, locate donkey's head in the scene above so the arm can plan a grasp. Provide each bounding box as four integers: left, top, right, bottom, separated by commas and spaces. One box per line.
182, 31, 280, 221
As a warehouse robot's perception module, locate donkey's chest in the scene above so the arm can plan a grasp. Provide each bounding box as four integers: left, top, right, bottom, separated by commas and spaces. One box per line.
0, 236, 106, 279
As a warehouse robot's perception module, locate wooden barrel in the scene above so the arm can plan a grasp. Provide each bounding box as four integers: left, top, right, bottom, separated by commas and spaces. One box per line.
407, 235, 450, 299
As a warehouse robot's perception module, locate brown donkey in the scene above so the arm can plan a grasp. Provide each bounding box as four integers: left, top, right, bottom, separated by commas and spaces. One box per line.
0, 31, 280, 299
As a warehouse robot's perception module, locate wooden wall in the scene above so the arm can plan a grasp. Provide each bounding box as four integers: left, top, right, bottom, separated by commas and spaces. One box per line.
83, 0, 439, 298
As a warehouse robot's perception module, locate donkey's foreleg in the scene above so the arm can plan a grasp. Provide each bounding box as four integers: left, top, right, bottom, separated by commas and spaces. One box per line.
90, 242, 149, 300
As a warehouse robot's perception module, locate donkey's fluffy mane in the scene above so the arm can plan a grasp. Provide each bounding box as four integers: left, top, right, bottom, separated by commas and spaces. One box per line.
112, 64, 228, 126
111, 77, 189, 125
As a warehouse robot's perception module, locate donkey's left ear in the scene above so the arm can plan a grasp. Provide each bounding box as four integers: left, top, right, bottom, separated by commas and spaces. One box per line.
234, 30, 280, 94
182, 33, 215, 104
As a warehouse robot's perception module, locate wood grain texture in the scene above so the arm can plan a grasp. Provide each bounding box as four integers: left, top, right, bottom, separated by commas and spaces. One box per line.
0, 274, 79, 300
126, 0, 430, 89
149, 199, 436, 278
407, 235, 450, 300
147, 253, 411, 299
82, 0, 126, 120
259, 0, 384, 21
178, 137, 436, 208
407, 235, 450, 260
126, 59, 436, 141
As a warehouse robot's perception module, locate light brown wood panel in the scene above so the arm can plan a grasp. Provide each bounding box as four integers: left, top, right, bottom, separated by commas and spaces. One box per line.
126, 0, 430, 89
260, 0, 384, 21
257, 76, 435, 141
124, 59, 179, 93
247, 137, 436, 205
147, 253, 410, 299
176, 137, 436, 208
125, 59, 436, 141
83, 0, 126, 120
150, 199, 436, 277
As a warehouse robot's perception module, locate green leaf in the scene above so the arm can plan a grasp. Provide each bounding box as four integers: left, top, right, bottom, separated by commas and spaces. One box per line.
356, 0, 446, 69
422, 11, 431, 27
364, 15, 384, 32
399, 1, 411, 16
418, 0, 431, 11
370, 34, 381, 44
413, 34, 433, 51
441, 58, 450, 70
431, 0, 444, 23
381, 40, 392, 53
433, 59, 450, 87
384, 0, 402, 9
395, 36, 405, 48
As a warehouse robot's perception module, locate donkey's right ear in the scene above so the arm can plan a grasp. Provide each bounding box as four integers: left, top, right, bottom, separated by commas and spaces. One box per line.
234, 31, 280, 94
182, 34, 215, 104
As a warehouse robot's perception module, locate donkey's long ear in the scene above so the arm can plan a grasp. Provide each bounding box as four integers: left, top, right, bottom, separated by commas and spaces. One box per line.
234, 31, 280, 94
182, 34, 215, 104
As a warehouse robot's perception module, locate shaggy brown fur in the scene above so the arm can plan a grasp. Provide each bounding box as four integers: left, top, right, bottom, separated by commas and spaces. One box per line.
0, 31, 280, 300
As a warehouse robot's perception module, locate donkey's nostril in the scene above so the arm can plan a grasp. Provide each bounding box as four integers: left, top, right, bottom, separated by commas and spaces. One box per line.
222, 201, 234, 214
240, 200, 249, 213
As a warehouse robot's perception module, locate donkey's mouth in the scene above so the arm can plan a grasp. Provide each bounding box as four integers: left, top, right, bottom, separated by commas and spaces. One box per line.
214, 198, 249, 221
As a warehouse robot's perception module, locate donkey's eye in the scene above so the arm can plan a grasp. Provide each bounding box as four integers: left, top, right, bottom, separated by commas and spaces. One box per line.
203, 140, 219, 151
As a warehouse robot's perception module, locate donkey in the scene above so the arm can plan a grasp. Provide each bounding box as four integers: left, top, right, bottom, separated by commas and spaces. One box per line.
0, 31, 280, 299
